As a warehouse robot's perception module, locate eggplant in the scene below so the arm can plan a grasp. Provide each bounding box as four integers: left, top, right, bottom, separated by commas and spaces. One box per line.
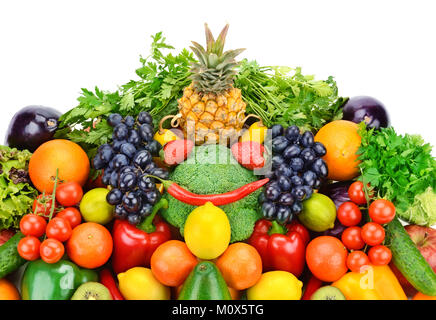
342, 96, 389, 129
5, 105, 62, 152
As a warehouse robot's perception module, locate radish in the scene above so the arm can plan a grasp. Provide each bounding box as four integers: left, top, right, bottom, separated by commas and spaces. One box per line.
231, 141, 265, 170
163, 139, 195, 165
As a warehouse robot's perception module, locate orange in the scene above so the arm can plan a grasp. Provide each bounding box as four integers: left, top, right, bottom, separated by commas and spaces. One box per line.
215, 242, 262, 290
29, 139, 90, 193
306, 236, 348, 282
314, 120, 361, 181
413, 292, 436, 300
151, 240, 198, 287
66, 222, 113, 269
0, 278, 20, 300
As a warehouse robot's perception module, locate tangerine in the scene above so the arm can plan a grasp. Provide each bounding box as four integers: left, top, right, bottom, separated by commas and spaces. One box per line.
0, 278, 20, 300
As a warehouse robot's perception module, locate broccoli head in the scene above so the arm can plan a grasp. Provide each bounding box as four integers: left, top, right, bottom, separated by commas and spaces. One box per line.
161, 144, 263, 242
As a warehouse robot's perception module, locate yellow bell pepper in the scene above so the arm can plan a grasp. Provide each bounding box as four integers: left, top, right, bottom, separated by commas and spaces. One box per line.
332, 265, 407, 300
240, 121, 268, 144
153, 129, 179, 146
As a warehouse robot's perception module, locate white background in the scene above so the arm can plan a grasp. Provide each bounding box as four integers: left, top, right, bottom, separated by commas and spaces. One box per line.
0, 0, 435, 151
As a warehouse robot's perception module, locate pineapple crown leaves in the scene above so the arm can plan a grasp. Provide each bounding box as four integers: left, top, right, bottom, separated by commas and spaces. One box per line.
189, 23, 245, 94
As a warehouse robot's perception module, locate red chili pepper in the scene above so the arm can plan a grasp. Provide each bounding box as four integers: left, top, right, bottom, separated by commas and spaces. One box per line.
99, 268, 125, 300
301, 274, 323, 300
150, 176, 269, 206
111, 198, 172, 274
248, 219, 309, 278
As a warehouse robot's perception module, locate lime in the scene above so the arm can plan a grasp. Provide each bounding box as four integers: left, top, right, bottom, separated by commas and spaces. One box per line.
79, 188, 114, 225
298, 193, 336, 232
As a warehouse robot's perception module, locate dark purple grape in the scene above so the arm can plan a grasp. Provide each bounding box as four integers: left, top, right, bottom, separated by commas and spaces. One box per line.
289, 158, 304, 171
300, 131, 314, 148
109, 171, 119, 187
149, 167, 169, 180
143, 161, 158, 173
132, 150, 152, 169
262, 201, 276, 219
106, 188, 123, 205
282, 144, 301, 160
112, 154, 129, 169
127, 213, 141, 225
314, 178, 322, 190
290, 175, 304, 186
291, 201, 303, 214
138, 203, 153, 218
277, 175, 291, 192
119, 171, 137, 192
137, 111, 153, 125
112, 139, 127, 152
143, 188, 161, 205
276, 205, 292, 224
124, 116, 135, 128
291, 186, 306, 201
138, 124, 154, 142
92, 154, 105, 170
144, 140, 161, 157
271, 136, 289, 153
302, 170, 317, 187
114, 204, 129, 220
113, 123, 129, 141
138, 174, 156, 191
108, 113, 123, 127
275, 164, 293, 177
284, 126, 300, 143
258, 191, 267, 203
128, 129, 141, 146
278, 193, 294, 206
120, 143, 137, 159
312, 142, 327, 157
311, 158, 328, 178
270, 124, 284, 138
271, 155, 285, 169
119, 165, 136, 176
300, 148, 316, 163
302, 185, 313, 199
99, 145, 114, 163
122, 192, 141, 213
265, 185, 281, 201
101, 168, 112, 185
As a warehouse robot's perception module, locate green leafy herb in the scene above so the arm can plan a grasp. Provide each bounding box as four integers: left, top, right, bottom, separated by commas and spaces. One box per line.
357, 123, 436, 225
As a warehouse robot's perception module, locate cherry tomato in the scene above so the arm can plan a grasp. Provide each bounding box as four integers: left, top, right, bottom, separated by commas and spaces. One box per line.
368, 245, 392, 266
40, 238, 65, 264
46, 217, 72, 242
17, 236, 41, 261
56, 207, 82, 229
19, 214, 47, 237
361, 222, 385, 246
32, 194, 58, 219
55, 182, 83, 207
337, 202, 362, 227
346, 250, 370, 272
348, 181, 367, 205
341, 226, 365, 250
369, 199, 396, 224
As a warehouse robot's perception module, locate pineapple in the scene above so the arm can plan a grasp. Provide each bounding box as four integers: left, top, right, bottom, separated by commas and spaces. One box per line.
176, 23, 247, 144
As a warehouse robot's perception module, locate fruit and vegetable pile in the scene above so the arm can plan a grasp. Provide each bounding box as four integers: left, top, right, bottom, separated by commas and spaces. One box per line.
1, 24, 436, 301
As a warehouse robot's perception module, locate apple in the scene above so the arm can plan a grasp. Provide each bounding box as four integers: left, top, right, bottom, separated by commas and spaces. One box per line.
390, 225, 436, 297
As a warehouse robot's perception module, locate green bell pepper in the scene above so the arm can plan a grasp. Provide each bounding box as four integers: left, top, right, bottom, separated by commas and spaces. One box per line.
21, 259, 98, 300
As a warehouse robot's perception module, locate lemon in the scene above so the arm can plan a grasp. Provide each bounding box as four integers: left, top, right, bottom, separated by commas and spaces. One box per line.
79, 188, 113, 225
184, 201, 231, 260
247, 271, 303, 300
298, 193, 337, 232
117, 267, 170, 300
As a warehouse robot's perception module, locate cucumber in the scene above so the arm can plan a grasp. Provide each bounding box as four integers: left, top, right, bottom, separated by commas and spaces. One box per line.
178, 261, 231, 300
0, 231, 26, 278
386, 217, 436, 296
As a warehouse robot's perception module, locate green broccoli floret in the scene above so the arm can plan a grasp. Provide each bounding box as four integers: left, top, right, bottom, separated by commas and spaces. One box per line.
161, 144, 263, 243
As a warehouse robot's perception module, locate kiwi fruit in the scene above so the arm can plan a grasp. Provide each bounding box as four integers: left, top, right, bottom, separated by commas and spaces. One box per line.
311, 286, 346, 300
71, 282, 113, 300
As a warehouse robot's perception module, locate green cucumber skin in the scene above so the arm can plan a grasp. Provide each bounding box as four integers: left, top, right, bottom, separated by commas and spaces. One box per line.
178, 261, 231, 300
0, 232, 26, 278
386, 217, 436, 296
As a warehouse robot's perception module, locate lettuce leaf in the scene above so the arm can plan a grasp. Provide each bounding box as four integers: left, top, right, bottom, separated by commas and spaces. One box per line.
401, 187, 436, 226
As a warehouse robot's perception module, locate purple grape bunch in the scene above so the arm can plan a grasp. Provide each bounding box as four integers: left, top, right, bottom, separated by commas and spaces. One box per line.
92, 112, 167, 225
259, 124, 328, 224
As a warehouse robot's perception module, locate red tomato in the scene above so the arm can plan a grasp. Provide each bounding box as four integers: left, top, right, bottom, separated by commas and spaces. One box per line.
46, 217, 72, 242
17, 236, 41, 261
56, 207, 82, 229
19, 214, 47, 238
348, 181, 367, 205
346, 250, 370, 272
361, 222, 385, 246
337, 202, 362, 227
368, 199, 396, 224
368, 245, 392, 266
32, 194, 58, 219
40, 238, 65, 264
55, 181, 83, 207
341, 226, 365, 250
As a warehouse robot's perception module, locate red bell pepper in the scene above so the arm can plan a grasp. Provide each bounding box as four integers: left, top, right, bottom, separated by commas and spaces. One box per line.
99, 268, 125, 300
248, 219, 309, 277
111, 198, 172, 274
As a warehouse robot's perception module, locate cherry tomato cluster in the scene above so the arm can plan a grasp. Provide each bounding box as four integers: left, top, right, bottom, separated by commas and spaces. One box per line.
17, 182, 83, 264
337, 181, 396, 273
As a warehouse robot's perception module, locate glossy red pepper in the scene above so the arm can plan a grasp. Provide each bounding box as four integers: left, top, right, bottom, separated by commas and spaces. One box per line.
99, 268, 125, 300
150, 175, 269, 206
248, 219, 309, 277
301, 274, 323, 300
111, 198, 172, 274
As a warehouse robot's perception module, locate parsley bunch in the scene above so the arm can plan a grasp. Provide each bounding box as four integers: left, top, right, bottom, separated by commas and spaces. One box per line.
357, 123, 436, 225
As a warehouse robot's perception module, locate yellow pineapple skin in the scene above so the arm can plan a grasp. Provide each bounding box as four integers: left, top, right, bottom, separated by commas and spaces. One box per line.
177, 83, 247, 145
